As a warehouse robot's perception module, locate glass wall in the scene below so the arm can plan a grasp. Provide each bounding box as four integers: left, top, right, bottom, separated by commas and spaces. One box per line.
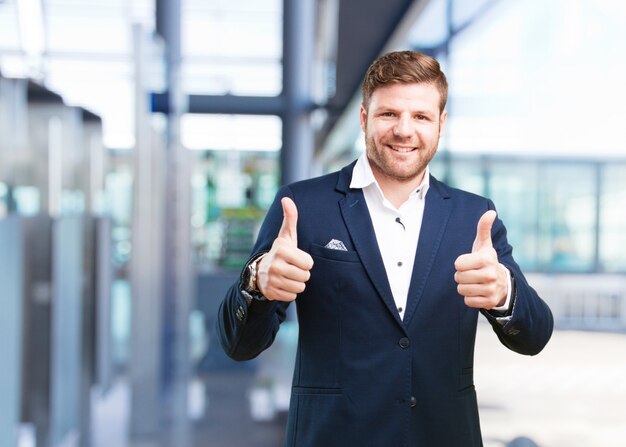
182, 0, 282, 96
536, 163, 597, 272
189, 148, 279, 269
431, 156, 626, 273
181, 0, 285, 271
600, 164, 626, 273
488, 160, 539, 271
437, 0, 626, 159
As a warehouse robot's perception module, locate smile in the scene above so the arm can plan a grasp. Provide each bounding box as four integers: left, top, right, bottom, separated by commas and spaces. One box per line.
388, 145, 417, 153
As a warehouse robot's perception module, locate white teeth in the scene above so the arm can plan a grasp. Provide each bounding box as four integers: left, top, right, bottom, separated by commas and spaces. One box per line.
390, 145, 415, 153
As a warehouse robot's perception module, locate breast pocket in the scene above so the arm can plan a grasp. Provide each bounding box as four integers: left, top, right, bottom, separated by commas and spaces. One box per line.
309, 243, 360, 263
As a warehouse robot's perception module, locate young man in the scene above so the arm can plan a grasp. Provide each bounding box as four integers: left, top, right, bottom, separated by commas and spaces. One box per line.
217, 50, 553, 446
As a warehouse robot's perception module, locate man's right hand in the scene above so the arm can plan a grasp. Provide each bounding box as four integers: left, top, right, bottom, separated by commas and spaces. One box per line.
256, 197, 314, 302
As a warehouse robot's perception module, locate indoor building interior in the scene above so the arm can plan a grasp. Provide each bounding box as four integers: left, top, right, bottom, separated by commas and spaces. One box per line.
1, 0, 626, 446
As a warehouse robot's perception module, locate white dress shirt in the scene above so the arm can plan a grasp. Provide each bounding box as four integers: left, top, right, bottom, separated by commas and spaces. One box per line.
350, 153, 512, 321
350, 153, 429, 320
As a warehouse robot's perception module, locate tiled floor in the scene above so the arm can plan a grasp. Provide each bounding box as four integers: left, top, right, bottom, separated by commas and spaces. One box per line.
475, 324, 626, 447
91, 326, 626, 447
192, 370, 286, 447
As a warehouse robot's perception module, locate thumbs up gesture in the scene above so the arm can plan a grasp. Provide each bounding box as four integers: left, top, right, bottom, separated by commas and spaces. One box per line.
256, 197, 314, 302
454, 210, 509, 309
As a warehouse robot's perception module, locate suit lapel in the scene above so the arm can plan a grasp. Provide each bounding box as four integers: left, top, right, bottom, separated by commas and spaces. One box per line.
335, 164, 403, 327
403, 177, 452, 325
339, 191, 404, 327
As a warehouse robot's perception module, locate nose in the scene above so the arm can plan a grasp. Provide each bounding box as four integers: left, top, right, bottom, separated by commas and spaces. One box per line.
393, 115, 413, 138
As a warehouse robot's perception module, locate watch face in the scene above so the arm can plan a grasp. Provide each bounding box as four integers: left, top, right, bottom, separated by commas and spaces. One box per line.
241, 289, 254, 306
246, 263, 257, 291
242, 265, 251, 285
240, 256, 267, 303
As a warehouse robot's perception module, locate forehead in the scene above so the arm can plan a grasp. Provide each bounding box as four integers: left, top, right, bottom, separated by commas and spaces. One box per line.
368, 82, 441, 112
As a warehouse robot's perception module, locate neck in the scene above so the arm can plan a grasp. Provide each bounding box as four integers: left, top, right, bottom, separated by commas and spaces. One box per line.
373, 170, 425, 209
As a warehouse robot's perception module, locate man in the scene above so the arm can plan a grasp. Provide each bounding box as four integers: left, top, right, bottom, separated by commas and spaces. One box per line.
217, 50, 553, 446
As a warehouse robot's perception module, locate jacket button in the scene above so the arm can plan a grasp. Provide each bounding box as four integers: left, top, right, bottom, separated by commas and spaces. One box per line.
398, 337, 410, 348
409, 396, 417, 408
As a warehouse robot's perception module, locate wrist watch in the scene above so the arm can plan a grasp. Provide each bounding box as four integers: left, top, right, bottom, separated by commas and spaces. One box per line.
241, 255, 267, 305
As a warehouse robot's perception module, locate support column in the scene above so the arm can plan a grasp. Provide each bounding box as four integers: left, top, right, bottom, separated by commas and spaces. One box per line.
130, 24, 165, 441
0, 217, 23, 447
157, 0, 193, 445
281, 0, 317, 185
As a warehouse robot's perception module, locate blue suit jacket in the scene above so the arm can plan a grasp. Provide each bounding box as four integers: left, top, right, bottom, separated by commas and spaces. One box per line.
217, 162, 553, 447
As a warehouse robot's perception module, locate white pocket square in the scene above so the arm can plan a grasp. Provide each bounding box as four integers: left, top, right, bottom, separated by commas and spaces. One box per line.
324, 239, 347, 251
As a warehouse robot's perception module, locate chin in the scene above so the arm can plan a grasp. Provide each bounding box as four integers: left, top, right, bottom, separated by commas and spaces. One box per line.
387, 169, 422, 182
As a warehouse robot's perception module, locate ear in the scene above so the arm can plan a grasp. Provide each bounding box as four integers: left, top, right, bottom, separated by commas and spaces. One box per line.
438, 109, 448, 139
359, 103, 367, 133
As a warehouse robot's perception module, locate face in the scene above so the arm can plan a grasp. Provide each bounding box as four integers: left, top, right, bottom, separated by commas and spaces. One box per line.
360, 82, 447, 186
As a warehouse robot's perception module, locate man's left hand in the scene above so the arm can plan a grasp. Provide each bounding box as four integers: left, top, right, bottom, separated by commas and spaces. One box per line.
454, 210, 509, 310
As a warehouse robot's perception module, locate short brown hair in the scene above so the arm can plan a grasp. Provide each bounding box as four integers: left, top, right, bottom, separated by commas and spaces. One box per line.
362, 50, 448, 112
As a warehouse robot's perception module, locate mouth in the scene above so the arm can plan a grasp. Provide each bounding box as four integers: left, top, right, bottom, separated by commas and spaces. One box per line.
387, 144, 417, 153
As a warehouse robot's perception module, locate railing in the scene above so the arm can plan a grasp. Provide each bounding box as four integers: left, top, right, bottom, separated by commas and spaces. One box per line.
527, 274, 626, 332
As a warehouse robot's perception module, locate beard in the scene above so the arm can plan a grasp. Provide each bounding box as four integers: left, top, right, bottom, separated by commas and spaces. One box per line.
364, 133, 438, 184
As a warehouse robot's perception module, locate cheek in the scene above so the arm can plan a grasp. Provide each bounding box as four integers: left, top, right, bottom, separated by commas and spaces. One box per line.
364, 128, 379, 147
369, 123, 393, 141
416, 128, 438, 143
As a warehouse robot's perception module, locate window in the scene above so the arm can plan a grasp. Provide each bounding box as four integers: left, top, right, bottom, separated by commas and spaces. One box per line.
599, 164, 626, 272
536, 164, 597, 272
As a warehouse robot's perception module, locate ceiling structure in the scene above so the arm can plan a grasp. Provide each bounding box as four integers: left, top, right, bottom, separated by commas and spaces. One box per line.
0, 0, 432, 157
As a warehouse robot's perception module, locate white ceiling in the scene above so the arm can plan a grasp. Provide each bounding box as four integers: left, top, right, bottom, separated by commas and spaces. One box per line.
0, 0, 283, 149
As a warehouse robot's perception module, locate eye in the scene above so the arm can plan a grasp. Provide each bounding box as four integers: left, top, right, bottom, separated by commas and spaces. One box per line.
414, 114, 428, 121
380, 111, 395, 117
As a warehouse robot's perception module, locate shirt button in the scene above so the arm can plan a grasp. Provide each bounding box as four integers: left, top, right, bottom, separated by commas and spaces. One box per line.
397, 307, 403, 313
398, 337, 410, 348
397, 261, 403, 267
410, 396, 417, 408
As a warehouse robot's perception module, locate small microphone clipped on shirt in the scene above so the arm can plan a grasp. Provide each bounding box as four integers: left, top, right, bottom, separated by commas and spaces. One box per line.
395, 217, 406, 231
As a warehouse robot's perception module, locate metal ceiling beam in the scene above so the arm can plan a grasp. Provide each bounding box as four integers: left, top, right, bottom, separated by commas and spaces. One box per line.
151, 92, 286, 116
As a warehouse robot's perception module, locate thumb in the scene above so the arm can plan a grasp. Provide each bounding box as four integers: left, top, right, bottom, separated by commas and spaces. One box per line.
277, 197, 298, 245
472, 210, 496, 252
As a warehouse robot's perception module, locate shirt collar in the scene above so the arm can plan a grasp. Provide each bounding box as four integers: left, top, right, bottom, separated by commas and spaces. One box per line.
350, 152, 430, 200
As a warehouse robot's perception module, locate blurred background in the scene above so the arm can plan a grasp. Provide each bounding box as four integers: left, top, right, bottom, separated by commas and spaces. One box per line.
1, 0, 625, 446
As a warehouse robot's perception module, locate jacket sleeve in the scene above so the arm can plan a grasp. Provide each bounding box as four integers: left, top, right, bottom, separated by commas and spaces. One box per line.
480, 200, 554, 356
216, 186, 294, 361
